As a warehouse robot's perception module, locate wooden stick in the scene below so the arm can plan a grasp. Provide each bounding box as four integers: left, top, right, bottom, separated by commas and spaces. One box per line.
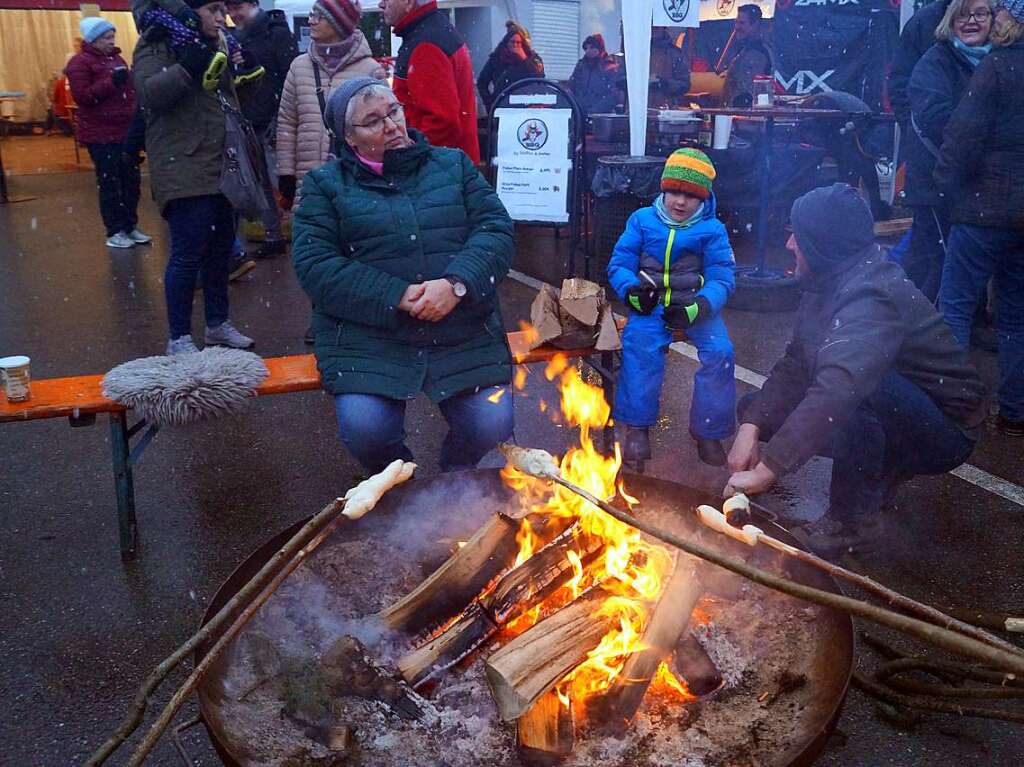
87, 461, 416, 767
498, 446, 1024, 677
701, 503, 1024, 658
485, 586, 619, 721
517, 688, 574, 765
600, 560, 703, 729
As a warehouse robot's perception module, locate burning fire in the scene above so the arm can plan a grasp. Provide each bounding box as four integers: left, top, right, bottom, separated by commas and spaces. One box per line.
501, 355, 691, 706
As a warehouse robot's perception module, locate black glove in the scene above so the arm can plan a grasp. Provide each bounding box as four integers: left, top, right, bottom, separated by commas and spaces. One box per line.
179, 40, 215, 82
278, 175, 296, 206
664, 296, 711, 330
175, 7, 203, 34
111, 66, 129, 87
121, 151, 144, 167
626, 283, 660, 315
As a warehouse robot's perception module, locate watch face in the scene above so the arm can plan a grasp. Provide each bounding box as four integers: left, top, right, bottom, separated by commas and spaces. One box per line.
451, 280, 467, 297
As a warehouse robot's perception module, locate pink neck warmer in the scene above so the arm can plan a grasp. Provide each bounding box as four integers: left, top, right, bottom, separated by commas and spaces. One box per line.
356, 150, 384, 175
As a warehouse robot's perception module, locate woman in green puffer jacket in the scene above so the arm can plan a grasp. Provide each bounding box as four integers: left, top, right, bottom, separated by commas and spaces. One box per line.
292, 78, 515, 473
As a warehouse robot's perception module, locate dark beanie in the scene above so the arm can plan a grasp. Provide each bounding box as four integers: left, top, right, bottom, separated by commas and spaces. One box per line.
325, 76, 381, 137
790, 184, 875, 274
583, 34, 606, 52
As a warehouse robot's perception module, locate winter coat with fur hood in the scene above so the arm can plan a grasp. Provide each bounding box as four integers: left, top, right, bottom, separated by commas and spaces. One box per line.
275, 34, 385, 194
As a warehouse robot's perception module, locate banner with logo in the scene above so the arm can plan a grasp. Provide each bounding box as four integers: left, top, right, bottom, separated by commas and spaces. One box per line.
699, 0, 776, 22
494, 108, 572, 223
653, 0, 701, 26
772, 0, 899, 110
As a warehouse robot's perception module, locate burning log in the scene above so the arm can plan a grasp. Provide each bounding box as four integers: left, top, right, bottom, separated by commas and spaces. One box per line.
398, 525, 602, 687
673, 633, 723, 697
486, 586, 619, 721
517, 688, 574, 765
600, 560, 703, 729
376, 513, 521, 634
322, 636, 425, 721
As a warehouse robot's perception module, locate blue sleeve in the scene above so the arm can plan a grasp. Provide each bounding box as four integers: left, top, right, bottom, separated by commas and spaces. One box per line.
696, 222, 735, 313
607, 212, 644, 301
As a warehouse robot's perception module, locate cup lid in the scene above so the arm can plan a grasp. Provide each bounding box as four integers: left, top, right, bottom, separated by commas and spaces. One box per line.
0, 355, 30, 368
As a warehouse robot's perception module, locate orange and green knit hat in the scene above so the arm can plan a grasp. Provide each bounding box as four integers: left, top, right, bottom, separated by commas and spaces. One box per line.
661, 148, 716, 199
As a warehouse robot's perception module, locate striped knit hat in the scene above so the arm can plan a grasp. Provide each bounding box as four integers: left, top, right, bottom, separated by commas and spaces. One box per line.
314, 0, 362, 37
1003, 0, 1024, 22
661, 148, 716, 199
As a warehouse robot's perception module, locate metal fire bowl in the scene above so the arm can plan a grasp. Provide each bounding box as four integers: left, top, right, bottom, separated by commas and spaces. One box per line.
195, 470, 853, 767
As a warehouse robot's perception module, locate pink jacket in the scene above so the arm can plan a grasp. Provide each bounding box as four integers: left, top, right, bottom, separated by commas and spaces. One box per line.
276, 34, 385, 200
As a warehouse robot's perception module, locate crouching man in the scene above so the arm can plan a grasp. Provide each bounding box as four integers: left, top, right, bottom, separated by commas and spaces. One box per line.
726, 184, 987, 556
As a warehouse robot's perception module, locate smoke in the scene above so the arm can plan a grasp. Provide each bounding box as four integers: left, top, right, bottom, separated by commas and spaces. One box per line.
580, 0, 621, 53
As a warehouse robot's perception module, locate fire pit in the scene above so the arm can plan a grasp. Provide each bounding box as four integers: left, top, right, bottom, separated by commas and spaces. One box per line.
196, 469, 852, 767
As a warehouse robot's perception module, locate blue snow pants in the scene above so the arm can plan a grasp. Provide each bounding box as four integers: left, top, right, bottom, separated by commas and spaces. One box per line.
613, 310, 736, 439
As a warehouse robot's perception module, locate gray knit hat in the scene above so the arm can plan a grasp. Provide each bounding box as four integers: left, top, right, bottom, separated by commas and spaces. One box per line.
324, 77, 381, 138
1003, 0, 1024, 22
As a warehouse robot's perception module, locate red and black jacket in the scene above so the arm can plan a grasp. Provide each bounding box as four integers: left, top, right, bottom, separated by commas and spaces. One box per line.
393, 1, 480, 163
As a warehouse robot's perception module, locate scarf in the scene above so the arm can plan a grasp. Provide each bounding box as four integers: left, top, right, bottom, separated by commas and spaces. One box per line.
952, 37, 992, 68
311, 36, 360, 74
654, 194, 704, 229
356, 149, 384, 175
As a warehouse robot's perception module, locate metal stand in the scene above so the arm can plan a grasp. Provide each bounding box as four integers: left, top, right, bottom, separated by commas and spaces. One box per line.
753, 116, 775, 275
105, 411, 160, 562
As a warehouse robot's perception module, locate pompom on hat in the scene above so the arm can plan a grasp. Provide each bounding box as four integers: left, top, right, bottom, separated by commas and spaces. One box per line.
80, 17, 115, 44
661, 148, 716, 200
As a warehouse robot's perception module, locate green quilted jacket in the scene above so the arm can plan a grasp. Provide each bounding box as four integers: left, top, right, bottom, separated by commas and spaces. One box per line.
292, 131, 514, 402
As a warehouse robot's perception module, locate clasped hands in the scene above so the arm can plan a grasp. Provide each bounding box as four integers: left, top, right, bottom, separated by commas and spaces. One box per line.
725, 423, 777, 495
398, 279, 460, 322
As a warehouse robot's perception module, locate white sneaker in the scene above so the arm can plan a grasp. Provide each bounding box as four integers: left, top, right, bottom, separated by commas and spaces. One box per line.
126, 228, 152, 244
205, 320, 254, 349
106, 232, 135, 249
167, 335, 200, 355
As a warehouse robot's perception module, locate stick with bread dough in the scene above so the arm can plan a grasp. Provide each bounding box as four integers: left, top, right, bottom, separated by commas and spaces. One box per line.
343, 460, 418, 520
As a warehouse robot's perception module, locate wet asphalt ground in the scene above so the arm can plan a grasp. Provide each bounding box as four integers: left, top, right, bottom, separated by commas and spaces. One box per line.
1, 171, 1022, 765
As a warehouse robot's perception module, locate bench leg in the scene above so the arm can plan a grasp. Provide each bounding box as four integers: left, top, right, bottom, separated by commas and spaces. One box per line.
110, 411, 138, 562
599, 351, 616, 456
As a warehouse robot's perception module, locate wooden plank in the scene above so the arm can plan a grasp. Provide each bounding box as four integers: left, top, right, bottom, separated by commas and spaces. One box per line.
517, 688, 574, 764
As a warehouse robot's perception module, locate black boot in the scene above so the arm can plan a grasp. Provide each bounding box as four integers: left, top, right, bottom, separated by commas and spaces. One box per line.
694, 437, 726, 467
617, 425, 651, 470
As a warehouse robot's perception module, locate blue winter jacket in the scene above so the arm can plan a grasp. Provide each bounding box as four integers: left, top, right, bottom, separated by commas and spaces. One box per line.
607, 195, 735, 314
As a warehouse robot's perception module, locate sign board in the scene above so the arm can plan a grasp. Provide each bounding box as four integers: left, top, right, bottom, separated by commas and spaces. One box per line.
699, 0, 775, 21
493, 108, 572, 223
653, 0, 701, 27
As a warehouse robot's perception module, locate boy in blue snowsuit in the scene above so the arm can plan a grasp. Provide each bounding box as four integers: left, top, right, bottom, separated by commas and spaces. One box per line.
607, 148, 736, 466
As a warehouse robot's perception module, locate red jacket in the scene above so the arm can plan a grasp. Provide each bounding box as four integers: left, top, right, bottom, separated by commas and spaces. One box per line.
392, 2, 480, 163
65, 44, 136, 144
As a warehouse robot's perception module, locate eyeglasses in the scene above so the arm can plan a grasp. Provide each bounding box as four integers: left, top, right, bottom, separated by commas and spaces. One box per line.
958, 9, 992, 21
308, 9, 324, 22
350, 103, 405, 132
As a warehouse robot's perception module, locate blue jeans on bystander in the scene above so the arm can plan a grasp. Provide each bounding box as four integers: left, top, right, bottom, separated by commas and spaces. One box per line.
938, 224, 1024, 422
162, 194, 234, 340
334, 386, 515, 474
740, 372, 975, 523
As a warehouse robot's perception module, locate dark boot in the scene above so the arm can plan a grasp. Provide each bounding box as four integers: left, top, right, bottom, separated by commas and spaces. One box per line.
791, 514, 887, 558
694, 437, 726, 467
617, 425, 651, 470
252, 238, 287, 259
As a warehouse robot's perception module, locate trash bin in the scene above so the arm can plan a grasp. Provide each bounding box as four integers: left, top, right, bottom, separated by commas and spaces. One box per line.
590, 155, 666, 283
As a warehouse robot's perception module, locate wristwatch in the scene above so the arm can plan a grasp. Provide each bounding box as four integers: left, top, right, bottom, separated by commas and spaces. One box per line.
445, 276, 468, 298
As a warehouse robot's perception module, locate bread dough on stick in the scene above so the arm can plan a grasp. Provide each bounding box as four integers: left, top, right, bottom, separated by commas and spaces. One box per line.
342, 460, 418, 520
499, 443, 560, 479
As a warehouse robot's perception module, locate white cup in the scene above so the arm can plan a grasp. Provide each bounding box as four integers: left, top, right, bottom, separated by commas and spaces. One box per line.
712, 115, 733, 150
0, 355, 32, 402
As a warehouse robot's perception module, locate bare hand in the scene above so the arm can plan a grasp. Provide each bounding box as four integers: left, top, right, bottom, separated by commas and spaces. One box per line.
727, 462, 777, 496
231, 48, 244, 67
398, 283, 426, 312
410, 279, 460, 322
727, 423, 761, 473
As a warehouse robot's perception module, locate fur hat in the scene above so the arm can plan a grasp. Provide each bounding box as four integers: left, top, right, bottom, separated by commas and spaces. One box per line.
661, 148, 716, 199
80, 17, 115, 44
313, 0, 362, 37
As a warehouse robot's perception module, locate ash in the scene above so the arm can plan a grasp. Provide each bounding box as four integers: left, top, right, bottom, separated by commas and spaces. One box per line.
206, 496, 840, 767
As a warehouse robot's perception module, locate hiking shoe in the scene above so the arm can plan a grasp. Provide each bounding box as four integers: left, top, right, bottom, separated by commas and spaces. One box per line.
695, 437, 727, 467
106, 232, 135, 249
252, 238, 287, 259
791, 514, 886, 558
203, 50, 228, 91
996, 415, 1024, 438
166, 335, 200, 356
205, 320, 254, 349
126, 228, 152, 245
229, 256, 256, 281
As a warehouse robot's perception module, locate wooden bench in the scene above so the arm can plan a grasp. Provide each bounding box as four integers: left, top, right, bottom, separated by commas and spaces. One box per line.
0, 329, 624, 561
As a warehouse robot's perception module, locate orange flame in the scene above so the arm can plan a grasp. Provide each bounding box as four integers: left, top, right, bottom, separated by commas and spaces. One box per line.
487, 388, 507, 404
499, 363, 685, 705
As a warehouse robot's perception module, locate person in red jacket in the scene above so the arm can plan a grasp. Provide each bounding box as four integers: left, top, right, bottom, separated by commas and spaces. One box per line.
66, 17, 150, 249
378, 0, 480, 162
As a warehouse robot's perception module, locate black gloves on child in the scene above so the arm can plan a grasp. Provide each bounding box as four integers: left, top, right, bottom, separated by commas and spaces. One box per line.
664, 296, 711, 330
627, 283, 660, 315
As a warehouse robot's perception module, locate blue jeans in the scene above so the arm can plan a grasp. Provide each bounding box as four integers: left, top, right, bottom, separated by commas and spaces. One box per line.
86, 142, 140, 237
162, 194, 234, 340
334, 386, 515, 474
939, 225, 1024, 421
614, 310, 736, 439
740, 373, 975, 523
